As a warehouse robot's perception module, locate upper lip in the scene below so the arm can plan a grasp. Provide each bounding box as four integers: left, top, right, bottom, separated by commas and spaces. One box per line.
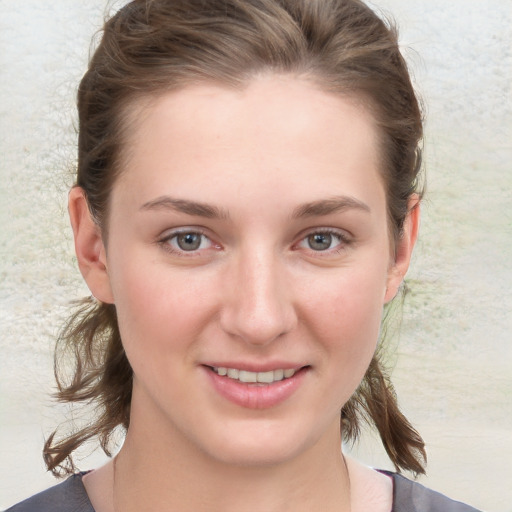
202, 361, 308, 372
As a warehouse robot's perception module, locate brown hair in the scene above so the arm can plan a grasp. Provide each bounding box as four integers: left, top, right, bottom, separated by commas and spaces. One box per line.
44, 0, 426, 476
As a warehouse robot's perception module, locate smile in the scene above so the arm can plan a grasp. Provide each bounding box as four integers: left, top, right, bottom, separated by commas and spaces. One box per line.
205, 364, 309, 409
211, 367, 297, 384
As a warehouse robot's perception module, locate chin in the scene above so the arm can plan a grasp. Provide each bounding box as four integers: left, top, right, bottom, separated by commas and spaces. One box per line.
199, 418, 328, 469
209, 442, 304, 468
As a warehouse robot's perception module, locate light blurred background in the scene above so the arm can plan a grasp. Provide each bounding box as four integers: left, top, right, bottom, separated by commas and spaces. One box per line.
1, 1, 511, 510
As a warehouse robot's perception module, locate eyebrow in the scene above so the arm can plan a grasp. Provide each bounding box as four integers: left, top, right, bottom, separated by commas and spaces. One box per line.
140, 194, 370, 220
292, 196, 371, 218
140, 196, 230, 219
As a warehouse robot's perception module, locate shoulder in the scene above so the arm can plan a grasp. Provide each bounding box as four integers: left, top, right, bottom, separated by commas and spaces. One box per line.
381, 471, 482, 512
5, 473, 95, 512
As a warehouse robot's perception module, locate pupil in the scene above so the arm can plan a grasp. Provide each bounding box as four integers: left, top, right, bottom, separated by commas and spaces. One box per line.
308, 233, 332, 251
177, 233, 201, 251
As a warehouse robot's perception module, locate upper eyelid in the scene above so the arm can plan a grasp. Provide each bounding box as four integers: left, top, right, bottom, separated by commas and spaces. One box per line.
159, 226, 209, 240
157, 227, 217, 251
297, 227, 351, 241
156, 226, 351, 247
294, 227, 352, 252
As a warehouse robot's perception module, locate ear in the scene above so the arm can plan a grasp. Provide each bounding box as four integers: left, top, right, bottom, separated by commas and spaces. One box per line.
384, 195, 420, 303
68, 187, 114, 304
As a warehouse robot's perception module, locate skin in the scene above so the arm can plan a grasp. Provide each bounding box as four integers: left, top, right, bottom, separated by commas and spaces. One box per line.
71, 74, 419, 512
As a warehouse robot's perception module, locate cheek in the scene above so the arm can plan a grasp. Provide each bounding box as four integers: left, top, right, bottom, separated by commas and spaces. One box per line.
108, 257, 218, 365
112, 257, 204, 350
300, 264, 387, 367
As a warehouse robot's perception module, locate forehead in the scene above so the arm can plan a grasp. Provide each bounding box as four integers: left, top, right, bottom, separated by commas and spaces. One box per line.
113, 75, 385, 216
125, 75, 378, 152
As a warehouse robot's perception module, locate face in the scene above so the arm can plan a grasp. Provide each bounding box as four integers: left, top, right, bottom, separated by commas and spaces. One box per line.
72, 74, 416, 468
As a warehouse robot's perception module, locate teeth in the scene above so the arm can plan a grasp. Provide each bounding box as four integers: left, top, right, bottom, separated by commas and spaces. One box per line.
273, 369, 284, 381
227, 368, 239, 379
239, 370, 257, 383
213, 367, 297, 383
257, 370, 275, 383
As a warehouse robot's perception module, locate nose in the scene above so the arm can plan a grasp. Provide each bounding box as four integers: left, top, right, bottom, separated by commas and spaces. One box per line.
219, 249, 297, 346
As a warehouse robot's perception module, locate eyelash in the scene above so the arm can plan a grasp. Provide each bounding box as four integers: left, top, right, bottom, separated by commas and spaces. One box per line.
295, 228, 352, 255
158, 228, 217, 256
157, 228, 351, 257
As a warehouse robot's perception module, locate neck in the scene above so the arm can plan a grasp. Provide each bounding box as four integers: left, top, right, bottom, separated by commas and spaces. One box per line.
113, 394, 351, 512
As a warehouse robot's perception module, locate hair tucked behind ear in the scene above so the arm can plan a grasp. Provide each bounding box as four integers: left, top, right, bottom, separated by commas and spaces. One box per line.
342, 354, 427, 476
43, 298, 132, 476
342, 268, 426, 477
45, 0, 426, 476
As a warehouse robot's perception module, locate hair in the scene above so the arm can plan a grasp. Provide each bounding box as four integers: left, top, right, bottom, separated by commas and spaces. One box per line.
44, 0, 426, 476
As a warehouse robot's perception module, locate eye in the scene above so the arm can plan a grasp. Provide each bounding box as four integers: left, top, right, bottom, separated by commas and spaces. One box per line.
160, 230, 214, 253
306, 233, 335, 251
174, 232, 207, 251
297, 230, 349, 252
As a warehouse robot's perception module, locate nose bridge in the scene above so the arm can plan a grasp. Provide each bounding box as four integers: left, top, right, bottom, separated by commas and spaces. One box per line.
220, 244, 296, 345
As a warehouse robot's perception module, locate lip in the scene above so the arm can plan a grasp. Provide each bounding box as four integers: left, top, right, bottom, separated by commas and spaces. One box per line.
202, 360, 304, 373
202, 364, 309, 409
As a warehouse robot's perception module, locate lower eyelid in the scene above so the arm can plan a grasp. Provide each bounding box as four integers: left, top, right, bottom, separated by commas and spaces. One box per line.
172, 233, 210, 250
158, 229, 214, 253
158, 228, 350, 254
297, 230, 350, 249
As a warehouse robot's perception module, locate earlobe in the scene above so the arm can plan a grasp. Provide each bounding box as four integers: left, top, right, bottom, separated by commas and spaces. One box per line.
384, 196, 420, 303
68, 187, 114, 304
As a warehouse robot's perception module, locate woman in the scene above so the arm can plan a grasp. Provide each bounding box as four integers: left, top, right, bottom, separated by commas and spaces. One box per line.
7, 0, 481, 510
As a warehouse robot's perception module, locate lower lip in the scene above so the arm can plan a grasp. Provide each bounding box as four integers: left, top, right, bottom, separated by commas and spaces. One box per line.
204, 367, 308, 409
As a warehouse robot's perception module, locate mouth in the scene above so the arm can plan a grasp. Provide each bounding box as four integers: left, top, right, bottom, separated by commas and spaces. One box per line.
209, 366, 299, 384
204, 364, 309, 409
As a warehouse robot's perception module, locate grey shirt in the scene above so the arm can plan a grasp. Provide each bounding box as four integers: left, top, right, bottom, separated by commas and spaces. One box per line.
6, 472, 482, 511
